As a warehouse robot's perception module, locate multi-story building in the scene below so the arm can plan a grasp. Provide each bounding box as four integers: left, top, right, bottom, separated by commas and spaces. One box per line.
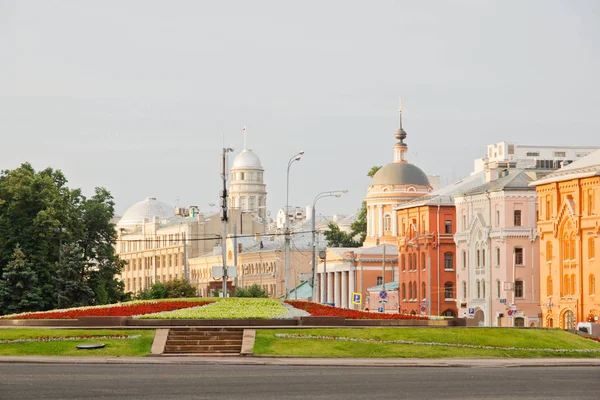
473, 142, 599, 173
454, 169, 549, 327
394, 172, 486, 317
533, 149, 600, 329
229, 147, 267, 221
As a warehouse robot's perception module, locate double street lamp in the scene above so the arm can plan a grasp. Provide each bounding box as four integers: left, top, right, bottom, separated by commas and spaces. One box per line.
284, 151, 304, 299
311, 190, 348, 302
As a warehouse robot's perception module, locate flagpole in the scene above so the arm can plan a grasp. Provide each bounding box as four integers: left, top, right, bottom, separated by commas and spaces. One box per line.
243, 125, 247, 149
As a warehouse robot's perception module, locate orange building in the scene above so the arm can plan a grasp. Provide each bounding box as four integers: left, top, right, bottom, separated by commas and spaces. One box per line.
533, 150, 600, 329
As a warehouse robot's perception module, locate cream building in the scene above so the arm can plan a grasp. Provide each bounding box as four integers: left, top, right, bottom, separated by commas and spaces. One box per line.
229, 148, 267, 221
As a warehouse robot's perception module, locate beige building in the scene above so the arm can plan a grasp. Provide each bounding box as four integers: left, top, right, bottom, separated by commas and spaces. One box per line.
116, 197, 263, 294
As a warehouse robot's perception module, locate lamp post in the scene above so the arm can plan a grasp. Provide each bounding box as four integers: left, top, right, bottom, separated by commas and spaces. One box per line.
221, 146, 234, 298
311, 190, 347, 302
319, 250, 327, 304
284, 151, 304, 299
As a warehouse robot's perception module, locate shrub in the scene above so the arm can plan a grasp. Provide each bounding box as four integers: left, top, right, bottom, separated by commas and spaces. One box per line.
235, 284, 268, 298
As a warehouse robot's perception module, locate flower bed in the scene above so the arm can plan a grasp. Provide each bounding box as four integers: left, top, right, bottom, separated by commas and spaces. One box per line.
138, 298, 288, 319
2, 301, 213, 320
285, 301, 428, 320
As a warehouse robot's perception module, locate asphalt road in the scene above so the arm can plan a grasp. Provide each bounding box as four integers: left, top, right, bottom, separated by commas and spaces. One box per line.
0, 364, 599, 400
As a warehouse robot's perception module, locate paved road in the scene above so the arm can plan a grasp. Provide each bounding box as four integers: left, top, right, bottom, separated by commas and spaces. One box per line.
0, 364, 598, 399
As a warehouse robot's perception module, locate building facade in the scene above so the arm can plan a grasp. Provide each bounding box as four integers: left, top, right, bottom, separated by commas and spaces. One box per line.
454, 169, 547, 327
533, 149, 600, 329
229, 148, 267, 221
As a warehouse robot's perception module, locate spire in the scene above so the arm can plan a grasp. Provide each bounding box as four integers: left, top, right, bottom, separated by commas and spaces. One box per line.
393, 97, 408, 163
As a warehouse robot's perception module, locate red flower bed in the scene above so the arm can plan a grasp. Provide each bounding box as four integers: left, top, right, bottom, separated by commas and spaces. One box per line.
5, 301, 213, 320
285, 300, 428, 320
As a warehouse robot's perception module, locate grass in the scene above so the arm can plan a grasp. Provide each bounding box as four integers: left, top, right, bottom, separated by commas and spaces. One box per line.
138, 298, 288, 319
0, 329, 155, 356
254, 328, 600, 358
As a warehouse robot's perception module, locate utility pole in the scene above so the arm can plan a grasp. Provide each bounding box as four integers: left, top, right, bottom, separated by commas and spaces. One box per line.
221, 146, 234, 297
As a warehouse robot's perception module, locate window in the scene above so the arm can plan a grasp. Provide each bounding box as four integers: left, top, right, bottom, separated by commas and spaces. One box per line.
547, 276, 553, 297
408, 281, 413, 299
462, 281, 467, 299
477, 250, 481, 267
564, 275, 570, 296
553, 151, 566, 157
384, 214, 392, 232
476, 280, 481, 298
591, 275, 596, 295
377, 276, 383, 286
401, 255, 406, 272
444, 282, 454, 300
546, 198, 551, 220
515, 248, 524, 265
422, 282, 426, 300
444, 253, 454, 271
421, 253, 426, 271
496, 279, 501, 298
462, 215, 466, 230
445, 220, 452, 234
240, 172, 245, 180
526, 152, 540, 157
589, 238, 596, 259
482, 249, 486, 266
508, 145, 515, 155
495, 210, 500, 227
571, 274, 576, 295
401, 283, 406, 300
462, 251, 467, 269
514, 210, 522, 226
496, 248, 500, 266
482, 280, 486, 298
588, 190, 594, 215
546, 241, 553, 262
408, 254, 413, 271
515, 280, 524, 298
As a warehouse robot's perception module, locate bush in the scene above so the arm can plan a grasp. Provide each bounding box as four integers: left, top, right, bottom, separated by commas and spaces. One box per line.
133, 279, 197, 300
235, 284, 268, 298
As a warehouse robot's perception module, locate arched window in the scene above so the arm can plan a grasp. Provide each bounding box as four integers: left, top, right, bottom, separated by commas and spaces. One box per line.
442, 309, 457, 317
546, 241, 553, 262
591, 275, 596, 295
496, 279, 501, 298
444, 253, 454, 271
384, 214, 392, 232
401, 283, 406, 300
589, 238, 596, 259
476, 280, 481, 298
421, 253, 426, 270
422, 282, 426, 300
482, 280, 486, 298
571, 274, 576, 295
408, 254, 413, 271
408, 282, 413, 300
564, 275, 570, 296
401, 255, 406, 272
444, 282, 454, 300
547, 276, 553, 297
462, 281, 467, 299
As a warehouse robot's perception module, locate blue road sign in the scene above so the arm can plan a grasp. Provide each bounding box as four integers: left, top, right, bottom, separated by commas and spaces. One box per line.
421, 307, 426, 312
423, 301, 429, 306
500, 298, 506, 304
378, 307, 384, 313
379, 290, 388, 299
352, 293, 362, 304
468, 307, 475, 315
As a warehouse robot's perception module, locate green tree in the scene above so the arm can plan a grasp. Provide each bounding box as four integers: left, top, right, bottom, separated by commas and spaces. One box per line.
0, 246, 44, 314
164, 279, 197, 298
55, 244, 95, 309
235, 284, 268, 298
323, 222, 360, 247
367, 165, 382, 178
150, 282, 168, 299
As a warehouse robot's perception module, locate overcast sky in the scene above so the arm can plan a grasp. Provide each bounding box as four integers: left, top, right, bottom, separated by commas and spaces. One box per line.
1, 0, 599, 219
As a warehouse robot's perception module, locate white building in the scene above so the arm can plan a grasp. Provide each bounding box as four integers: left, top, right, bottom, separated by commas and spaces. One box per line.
474, 142, 599, 173
229, 148, 267, 221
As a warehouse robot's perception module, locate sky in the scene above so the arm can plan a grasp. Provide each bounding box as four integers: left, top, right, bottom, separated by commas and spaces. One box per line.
1, 0, 599, 219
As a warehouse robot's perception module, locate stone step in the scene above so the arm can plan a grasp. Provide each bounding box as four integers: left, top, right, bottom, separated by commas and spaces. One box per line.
164, 344, 242, 353
168, 334, 243, 340
170, 328, 244, 332
166, 339, 242, 346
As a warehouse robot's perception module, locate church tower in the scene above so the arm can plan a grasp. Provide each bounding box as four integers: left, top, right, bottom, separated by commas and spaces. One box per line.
229, 135, 267, 221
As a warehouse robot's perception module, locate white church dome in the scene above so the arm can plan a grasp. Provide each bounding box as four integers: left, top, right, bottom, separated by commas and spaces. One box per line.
232, 149, 262, 170
117, 197, 174, 228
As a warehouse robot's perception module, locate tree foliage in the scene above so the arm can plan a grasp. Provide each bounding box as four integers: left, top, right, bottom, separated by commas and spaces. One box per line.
135, 279, 197, 300
235, 284, 269, 298
0, 163, 125, 314
55, 244, 95, 309
0, 246, 44, 314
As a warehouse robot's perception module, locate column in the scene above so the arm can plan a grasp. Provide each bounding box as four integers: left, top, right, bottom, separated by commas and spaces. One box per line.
341, 271, 348, 308
327, 272, 334, 304
348, 269, 355, 310
334, 271, 341, 307
318, 273, 325, 303
366, 208, 371, 237
392, 213, 398, 236
370, 206, 375, 237
378, 205, 384, 237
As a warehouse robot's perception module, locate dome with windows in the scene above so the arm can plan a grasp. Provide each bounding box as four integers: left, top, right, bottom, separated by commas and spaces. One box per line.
117, 197, 174, 228
371, 162, 431, 187
232, 149, 262, 170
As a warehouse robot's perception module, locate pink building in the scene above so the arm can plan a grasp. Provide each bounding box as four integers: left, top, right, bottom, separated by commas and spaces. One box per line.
454, 169, 548, 327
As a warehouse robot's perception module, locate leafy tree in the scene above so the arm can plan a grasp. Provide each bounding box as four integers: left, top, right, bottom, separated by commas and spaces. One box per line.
164, 279, 197, 298
55, 244, 94, 309
367, 165, 382, 178
235, 284, 268, 298
323, 222, 360, 248
0, 246, 44, 314
150, 282, 168, 299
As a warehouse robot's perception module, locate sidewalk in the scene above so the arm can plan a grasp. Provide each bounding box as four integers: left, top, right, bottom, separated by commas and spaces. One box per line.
1, 355, 599, 368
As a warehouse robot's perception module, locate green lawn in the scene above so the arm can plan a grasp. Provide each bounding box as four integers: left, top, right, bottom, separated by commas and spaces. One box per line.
254, 328, 600, 358
0, 329, 155, 356
138, 298, 288, 319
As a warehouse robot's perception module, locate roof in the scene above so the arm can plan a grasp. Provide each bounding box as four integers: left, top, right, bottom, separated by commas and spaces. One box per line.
287, 281, 313, 300
117, 197, 174, 227
531, 149, 600, 186
395, 171, 486, 210
355, 243, 398, 255
456, 169, 549, 197
232, 149, 263, 170
367, 281, 399, 292
371, 162, 431, 187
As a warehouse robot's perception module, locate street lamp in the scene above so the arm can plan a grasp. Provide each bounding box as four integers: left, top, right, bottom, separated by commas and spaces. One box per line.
284, 151, 304, 299
311, 190, 348, 302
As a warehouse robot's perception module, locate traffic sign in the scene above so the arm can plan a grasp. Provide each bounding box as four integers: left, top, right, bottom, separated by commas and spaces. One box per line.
468, 308, 475, 315
377, 307, 384, 313
352, 292, 362, 305
423, 301, 429, 306
379, 290, 388, 299
499, 298, 506, 304
421, 307, 426, 312
507, 310, 513, 316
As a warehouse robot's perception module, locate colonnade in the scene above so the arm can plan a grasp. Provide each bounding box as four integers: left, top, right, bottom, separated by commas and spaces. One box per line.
315, 270, 356, 309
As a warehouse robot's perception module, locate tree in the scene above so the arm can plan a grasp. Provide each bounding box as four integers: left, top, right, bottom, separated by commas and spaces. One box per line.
164, 279, 197, 298
55, 244, 95, 309
323, 222, 360, 248
367, 165, 382, 178
235, 284, 268, 298
0, 246, 44, 314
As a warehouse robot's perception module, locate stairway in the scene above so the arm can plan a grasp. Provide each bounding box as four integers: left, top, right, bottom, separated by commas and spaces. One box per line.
163, 328, 244, 355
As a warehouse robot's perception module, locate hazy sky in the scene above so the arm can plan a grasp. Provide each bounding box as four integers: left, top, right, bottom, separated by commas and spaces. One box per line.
2, 0, 599, 219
